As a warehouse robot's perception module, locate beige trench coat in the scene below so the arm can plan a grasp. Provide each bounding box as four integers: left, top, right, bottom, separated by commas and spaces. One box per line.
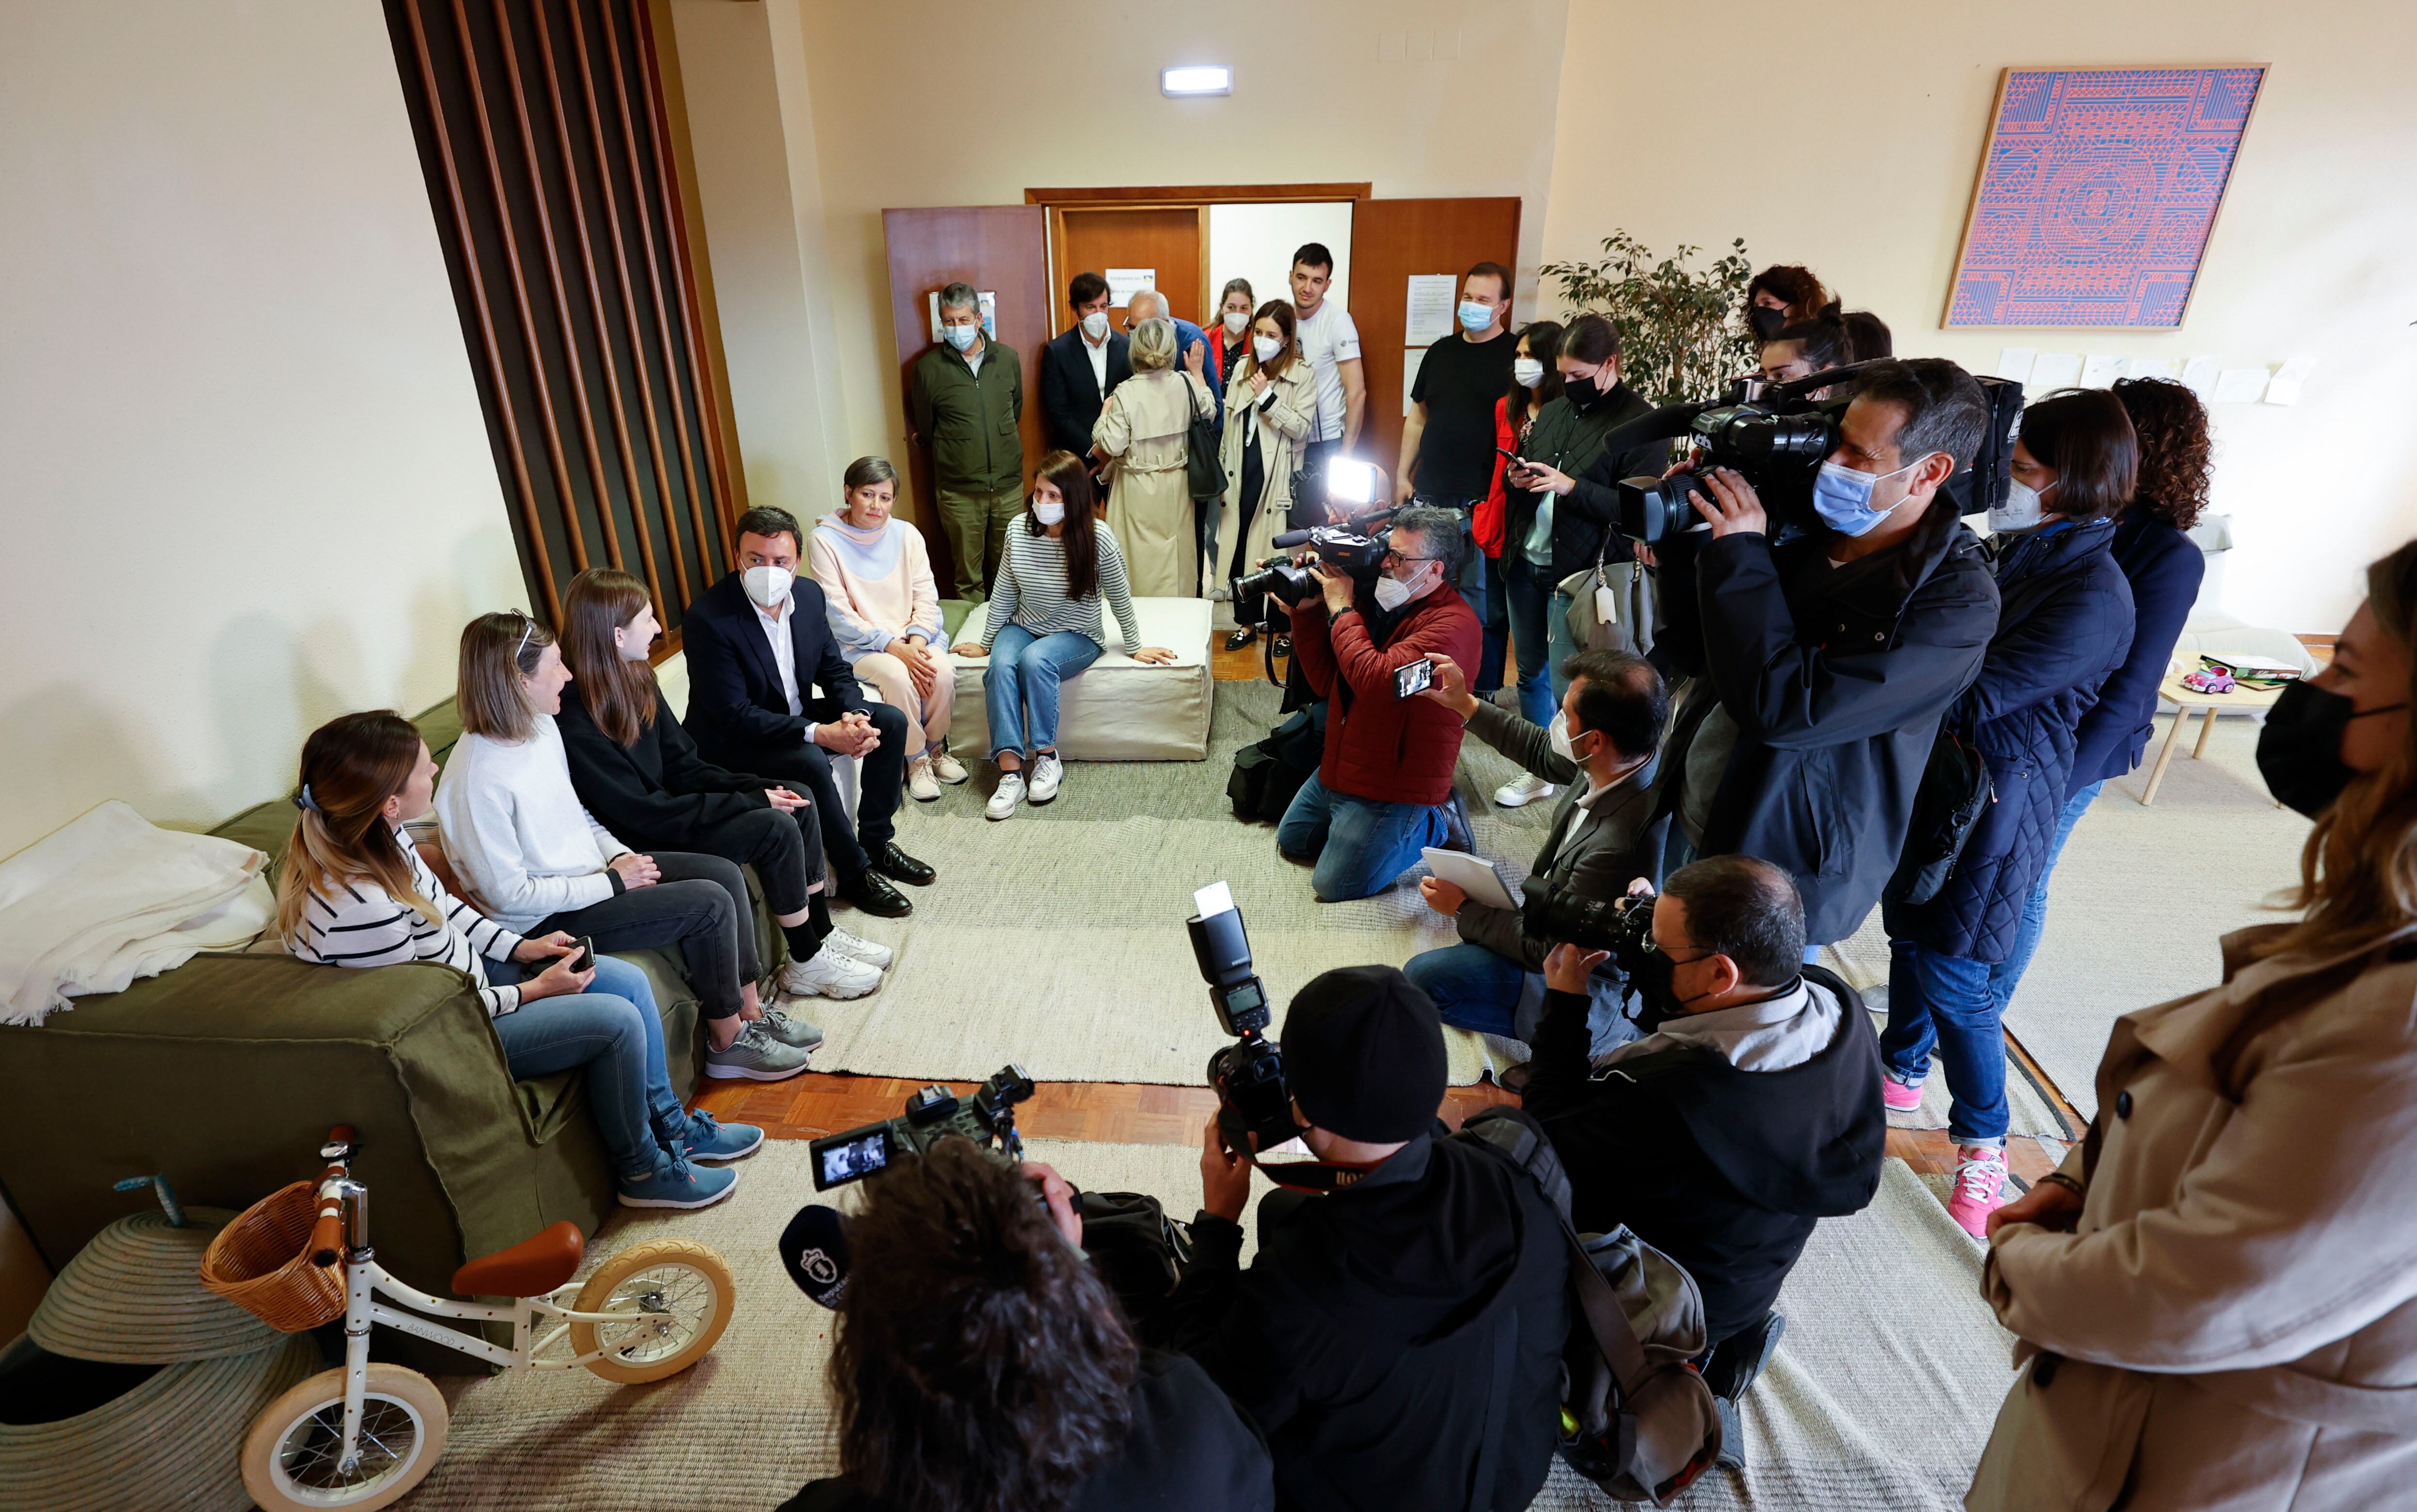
1968, 923, 2417, 1512
1205, 357, 1314, 591
1095, 369, 1213, 598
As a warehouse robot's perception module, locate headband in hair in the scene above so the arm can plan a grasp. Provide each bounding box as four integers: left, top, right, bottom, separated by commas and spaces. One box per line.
293, 784, 321, 814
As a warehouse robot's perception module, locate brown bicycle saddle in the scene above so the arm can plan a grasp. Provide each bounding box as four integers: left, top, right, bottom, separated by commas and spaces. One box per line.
450, 1220, 585, 1297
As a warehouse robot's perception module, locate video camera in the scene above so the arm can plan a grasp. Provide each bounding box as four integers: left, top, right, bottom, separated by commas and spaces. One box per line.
807, 1064, 1036, 1190
1234, 455, 1397, 608
1187, 882, 1304, 1157
1606, 362, 2024, 546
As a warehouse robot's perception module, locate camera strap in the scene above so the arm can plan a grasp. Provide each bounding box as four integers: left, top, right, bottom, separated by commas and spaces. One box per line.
1248, 1154, 1387, 1193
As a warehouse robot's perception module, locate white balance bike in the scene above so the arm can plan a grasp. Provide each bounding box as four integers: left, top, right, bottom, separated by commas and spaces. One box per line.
230, 1126, 735, 1511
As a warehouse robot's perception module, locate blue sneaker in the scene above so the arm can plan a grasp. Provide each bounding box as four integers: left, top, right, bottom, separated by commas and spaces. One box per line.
617, 1151, 739, 1210
680, 1109, 764, 1162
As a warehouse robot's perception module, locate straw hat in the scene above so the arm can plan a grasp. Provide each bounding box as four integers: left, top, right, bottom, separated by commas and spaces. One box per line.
26, 1206, 280, 1365
0, 1331, 320, 1512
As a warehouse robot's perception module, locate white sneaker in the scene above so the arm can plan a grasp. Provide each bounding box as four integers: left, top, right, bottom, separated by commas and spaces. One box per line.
1028, 753, 1065, 804
779, 944, 881, 1000
1494, 772, 1558, 809
931, 751, 970, 785
986, 772, 1024, 820
907, 756, 942, 802
822, 927, 893, 970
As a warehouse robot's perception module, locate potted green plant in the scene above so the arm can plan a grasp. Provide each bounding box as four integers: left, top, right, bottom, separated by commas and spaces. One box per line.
1539, 233, 1755, 407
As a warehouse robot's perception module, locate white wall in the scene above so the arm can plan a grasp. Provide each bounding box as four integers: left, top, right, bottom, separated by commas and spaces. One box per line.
1206, 202, 1355, 331
1541, 0, 2417, 632
0, 0, 524, 859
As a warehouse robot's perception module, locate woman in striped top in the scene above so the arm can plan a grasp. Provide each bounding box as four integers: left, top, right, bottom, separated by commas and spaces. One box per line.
951, 451, 1175, 819
278, 710, 752, 1210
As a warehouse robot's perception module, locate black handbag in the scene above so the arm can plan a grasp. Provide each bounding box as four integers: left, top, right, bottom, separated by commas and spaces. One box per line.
1885, 723, 1993, 906
1184, 376, 1226, 504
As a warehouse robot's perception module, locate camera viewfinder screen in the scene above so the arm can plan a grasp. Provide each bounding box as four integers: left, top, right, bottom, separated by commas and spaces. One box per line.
1394, 658, 1435, 699
813, 1128, 890, 1189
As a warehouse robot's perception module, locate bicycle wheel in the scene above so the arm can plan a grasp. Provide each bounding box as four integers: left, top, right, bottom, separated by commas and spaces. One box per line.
240, 1363, 448, 1512
569, 1237, 735, 1383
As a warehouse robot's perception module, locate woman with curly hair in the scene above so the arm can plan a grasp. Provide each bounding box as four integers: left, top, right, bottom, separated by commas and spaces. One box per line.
779, 1140, 1270, 1512
1993, 375, 2214, 1004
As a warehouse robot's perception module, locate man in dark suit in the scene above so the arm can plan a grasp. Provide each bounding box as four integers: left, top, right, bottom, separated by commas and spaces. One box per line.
1038, 270, 1131, 461
682, 505, 935, 917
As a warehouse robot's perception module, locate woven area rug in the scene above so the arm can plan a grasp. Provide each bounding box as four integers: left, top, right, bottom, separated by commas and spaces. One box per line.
411, 1140, 2014, 1511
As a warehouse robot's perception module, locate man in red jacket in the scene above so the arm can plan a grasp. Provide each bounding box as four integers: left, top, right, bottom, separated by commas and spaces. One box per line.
1278, 505, 1482, 900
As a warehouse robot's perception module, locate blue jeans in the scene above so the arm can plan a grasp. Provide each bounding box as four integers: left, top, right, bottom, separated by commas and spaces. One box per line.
1502, 553, 1557, 730
1277, 772, 1447, 901
1993, 780, 2104, 1013
490, 954, 685, 1180
985, 624, 1101, 758
1879, 940, 2009, 1146
1405, 941, 1639, 1056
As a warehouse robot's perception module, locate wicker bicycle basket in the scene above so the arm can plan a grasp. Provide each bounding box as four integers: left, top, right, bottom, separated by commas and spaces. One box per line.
198, 1181, 346, 1333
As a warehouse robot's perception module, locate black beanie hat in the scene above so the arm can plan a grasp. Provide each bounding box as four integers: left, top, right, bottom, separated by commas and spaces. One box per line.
1280, 965, 1447, 1144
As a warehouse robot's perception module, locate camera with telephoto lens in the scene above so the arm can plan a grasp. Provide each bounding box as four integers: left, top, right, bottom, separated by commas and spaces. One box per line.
1522, 879, 1658, 972
1188, 882, 1305, 1156
807, 1064, 1036, 1191
1609, 363, 2023, 546
1234, 514, 1396, 609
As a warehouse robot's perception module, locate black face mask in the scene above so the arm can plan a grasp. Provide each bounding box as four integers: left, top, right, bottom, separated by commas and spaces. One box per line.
2257, 678, 2408, 817
1564, 373, 1602, 408
1749, 305, 1786, 339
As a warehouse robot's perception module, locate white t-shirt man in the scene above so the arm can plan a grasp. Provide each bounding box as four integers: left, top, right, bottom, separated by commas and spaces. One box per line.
1294, 300, 1361, 444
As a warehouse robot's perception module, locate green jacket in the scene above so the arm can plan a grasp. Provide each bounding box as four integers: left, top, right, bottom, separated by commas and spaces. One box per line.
910, 338, 1024, 494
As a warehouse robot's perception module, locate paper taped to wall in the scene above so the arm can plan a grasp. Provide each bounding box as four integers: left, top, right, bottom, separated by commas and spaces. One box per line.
1995, 348, 2037, 384
2182, 356, 2221, 398
1106, 268, 1157, 308
2080, 354, 2124, 388
2264, 356, 2317, 406
1405, 274, 1457, 345
2213, 368, 2271, 404
2028, 352, 2083, 392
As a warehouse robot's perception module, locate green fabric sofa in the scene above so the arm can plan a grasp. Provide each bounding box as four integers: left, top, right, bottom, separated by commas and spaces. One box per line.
0, 698, 775, 1370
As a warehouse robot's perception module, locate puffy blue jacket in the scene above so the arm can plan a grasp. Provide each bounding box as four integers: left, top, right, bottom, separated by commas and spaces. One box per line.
2068, 513, 2205, 793
1886, 518, 2135, 963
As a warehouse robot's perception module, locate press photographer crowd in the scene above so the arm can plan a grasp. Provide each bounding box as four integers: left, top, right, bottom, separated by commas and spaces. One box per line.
731, 254, 2417, 1512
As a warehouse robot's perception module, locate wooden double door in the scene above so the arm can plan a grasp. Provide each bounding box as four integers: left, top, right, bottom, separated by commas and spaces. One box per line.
881, 187, 1520, 591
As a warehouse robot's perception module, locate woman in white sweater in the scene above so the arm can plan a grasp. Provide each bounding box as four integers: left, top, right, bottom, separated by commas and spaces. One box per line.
951, 452, 1174, 820
280, 710, 750, 1209
433, 611, 825, 1082
807, 456, 961, 801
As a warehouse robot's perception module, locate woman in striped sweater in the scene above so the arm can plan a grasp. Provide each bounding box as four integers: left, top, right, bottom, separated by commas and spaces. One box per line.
278, 710, 754, 1210
951, 451, 1175, 819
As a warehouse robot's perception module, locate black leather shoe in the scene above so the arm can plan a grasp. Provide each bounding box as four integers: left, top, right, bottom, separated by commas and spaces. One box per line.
842, 870, 913, 918
1271, 634, 1293, 658
1223, 626, 1257, 651
870, 840, 936, 887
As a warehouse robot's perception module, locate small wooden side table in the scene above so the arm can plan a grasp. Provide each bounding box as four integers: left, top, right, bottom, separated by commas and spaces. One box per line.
2139, 673, 2284, 804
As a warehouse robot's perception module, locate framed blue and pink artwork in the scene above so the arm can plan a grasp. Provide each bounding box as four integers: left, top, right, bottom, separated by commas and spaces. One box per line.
1945, 65, 2267, 329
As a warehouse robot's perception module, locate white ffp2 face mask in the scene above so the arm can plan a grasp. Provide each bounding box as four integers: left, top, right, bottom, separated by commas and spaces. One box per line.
742, 565, 793, 609
1223, 310, 1249, 335
1031, 496, 1066, 527
1252, 335, 1282, 364
1990, 479, 2049, 533
1081, 311, 1110, 341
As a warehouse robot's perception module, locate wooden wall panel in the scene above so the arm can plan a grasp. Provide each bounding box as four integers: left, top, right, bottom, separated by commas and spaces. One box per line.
881, 206, 1050, 596
1346, 197, 1522, 472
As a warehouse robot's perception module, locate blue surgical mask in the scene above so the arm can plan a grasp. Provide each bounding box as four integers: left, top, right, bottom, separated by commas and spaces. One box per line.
1811, 456, 1928, 537
1457, 300, 1493, 333
942, 323, 979, 352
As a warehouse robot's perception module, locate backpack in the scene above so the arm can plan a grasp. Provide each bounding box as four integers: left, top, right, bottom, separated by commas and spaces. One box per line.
1184, 375, 1228, 504
1227, 704, 1323, 822
1075, 1188, 1195, 1344
1455, 1106, 1722, 1505
1885, 721, 1993, 906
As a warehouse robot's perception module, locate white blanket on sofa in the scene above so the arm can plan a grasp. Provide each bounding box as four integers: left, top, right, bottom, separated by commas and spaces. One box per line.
0, 800, 274, 1025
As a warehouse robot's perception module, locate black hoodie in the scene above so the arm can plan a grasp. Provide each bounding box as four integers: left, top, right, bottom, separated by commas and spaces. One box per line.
1524, 965, 1886, 1346
1163, 1132, 1569, 1512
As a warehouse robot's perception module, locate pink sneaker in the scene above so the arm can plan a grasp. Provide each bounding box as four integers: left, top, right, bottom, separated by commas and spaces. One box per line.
1946, 1146, 2009, 1238
1881, 1075, 1924, 1114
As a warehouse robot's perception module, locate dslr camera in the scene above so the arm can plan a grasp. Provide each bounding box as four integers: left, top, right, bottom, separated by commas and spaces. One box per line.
807, 1064, 1036, 1190
1609, 363, 2024, 546
1188, 882, 1304, 1156
1522, 879, 1658, 973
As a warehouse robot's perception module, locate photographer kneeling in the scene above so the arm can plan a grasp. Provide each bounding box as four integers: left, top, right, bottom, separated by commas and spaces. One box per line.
1525, 857, 1884, 1466
1276, 504, 1482, 901
1165, 965, 1570, 1512
1405, 648, 1668, 1070
779, 1139, 1273, 1512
